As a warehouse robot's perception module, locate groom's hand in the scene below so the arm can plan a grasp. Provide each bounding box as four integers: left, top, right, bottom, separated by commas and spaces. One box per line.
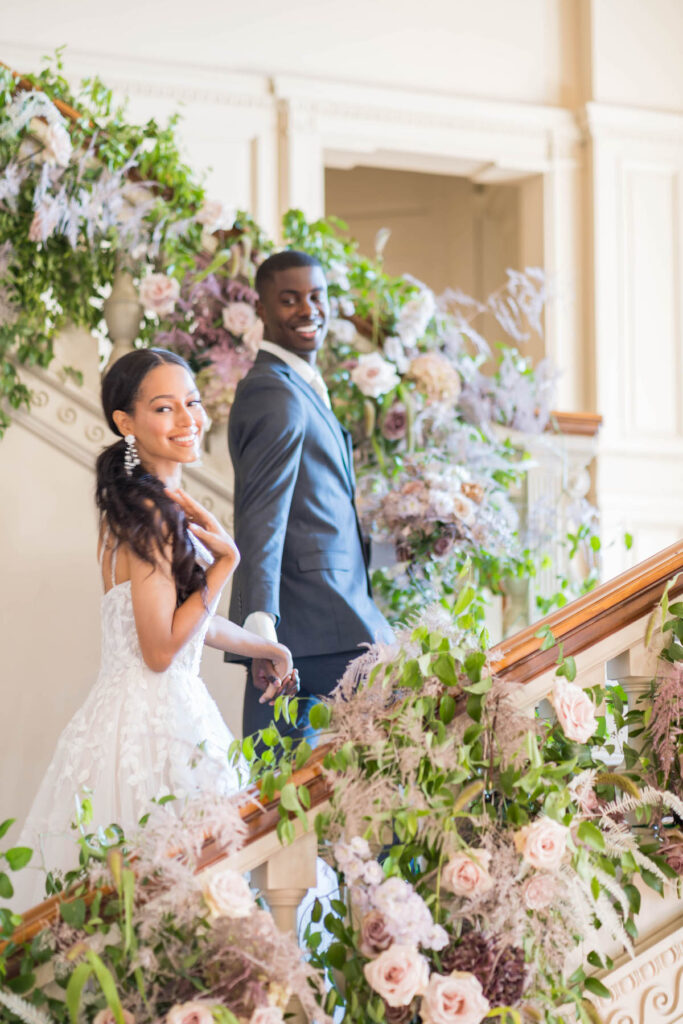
251, 659, 301, 705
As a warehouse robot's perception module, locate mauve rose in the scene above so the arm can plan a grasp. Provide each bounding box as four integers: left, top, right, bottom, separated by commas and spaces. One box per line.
551, 678, 598, 743
139, 273, 180, 316
660, 841, 683, 875
250, 1008, 284, 1024
94, 1011, 135, 1024
522, 873, 556, 911
382, 403, 407, 441
433, 533, 454, 558
514, 818, 569, 872
359, 910, 393, 957
201, 867, 254, 919
421, 971, 490, 1024
222, 301, 257, 337
442, 850, 493, 898
363, 944, 430, 1006
166, 1005, 214, 1024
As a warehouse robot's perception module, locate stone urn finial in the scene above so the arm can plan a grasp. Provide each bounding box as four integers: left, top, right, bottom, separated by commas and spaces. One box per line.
104, 269, 144, 369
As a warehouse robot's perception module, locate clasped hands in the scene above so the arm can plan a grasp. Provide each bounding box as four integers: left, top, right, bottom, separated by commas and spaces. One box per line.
251, 657, 300, 705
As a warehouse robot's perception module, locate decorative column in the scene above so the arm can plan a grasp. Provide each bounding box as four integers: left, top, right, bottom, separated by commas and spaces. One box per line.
250, 830, 318, 1024
104, 269, 143, 369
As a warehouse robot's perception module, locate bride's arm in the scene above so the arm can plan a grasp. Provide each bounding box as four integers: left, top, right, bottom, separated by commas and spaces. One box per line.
129, 544, 236, 673
203, 615, 293, 682
130, 489, 240, 673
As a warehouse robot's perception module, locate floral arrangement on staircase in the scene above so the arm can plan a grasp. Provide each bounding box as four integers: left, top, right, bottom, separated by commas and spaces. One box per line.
0, 53, 599, 632
243, 587, 683, 1024
0, 794, 324, 1024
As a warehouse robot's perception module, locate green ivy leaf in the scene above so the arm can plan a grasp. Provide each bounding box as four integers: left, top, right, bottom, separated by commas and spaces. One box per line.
308, 704, 331, 730
5, 846, 32, 871
0, 871, 13, 899
584, 977, 611, 1000
0, 818, 15, 841
61, 897, 87, 928
577, 821, 605, 852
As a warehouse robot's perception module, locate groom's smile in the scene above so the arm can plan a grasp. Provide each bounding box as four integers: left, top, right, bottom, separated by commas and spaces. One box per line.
257, 264, 330, 365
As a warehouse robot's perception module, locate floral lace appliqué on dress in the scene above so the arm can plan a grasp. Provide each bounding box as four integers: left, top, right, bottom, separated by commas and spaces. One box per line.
15, 539, 244, 909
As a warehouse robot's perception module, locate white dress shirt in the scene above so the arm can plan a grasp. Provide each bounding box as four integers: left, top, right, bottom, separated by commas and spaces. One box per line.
242, 340, 331, 642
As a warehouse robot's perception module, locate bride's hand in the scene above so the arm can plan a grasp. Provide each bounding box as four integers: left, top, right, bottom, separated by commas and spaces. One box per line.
166, 488, 240, 566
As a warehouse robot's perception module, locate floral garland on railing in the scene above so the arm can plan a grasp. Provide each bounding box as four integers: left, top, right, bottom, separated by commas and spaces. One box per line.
0, 793, 324, 1024
0, 55, 600, 628
0, 55, 208, 433
242, 591, 683, 1024
146, 208, 598, 627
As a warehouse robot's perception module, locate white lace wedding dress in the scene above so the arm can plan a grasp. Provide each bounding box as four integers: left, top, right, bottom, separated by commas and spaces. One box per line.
14, 538, 245, 911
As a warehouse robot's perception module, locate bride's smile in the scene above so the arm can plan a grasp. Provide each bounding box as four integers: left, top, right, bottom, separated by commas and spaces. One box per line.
112, 362, 208, 486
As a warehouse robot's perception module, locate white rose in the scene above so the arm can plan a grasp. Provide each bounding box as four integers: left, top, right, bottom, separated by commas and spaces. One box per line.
139, 273, 180, 316
451, 494, 475, 525
522, 874, 556, 911
363, 944, 430, 1006
242, 317, 264, 356
166, 1004, 213, 1024
350, 352, 400, 399
329, 317, 357, 344
196, 198, 232, 232
202, 867, 254, 919
373, 877, 414, 921
383, 335, 409, 373
396, 289, 436, 344
421, 971, 490, 1024
362, 860, 385, 886
551, 678, 598, 743
326, 260, 350, 290
222, 301, 257, 337
348, 836, 372, 859
442, 850, 494, 898
514, 818, 569, 872
338, 296, 355, 317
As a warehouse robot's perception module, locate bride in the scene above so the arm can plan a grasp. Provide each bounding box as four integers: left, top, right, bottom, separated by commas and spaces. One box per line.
14, 347, 297, 910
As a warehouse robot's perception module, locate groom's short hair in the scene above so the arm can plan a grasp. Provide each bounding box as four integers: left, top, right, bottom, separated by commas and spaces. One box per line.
255, 250, 324, 297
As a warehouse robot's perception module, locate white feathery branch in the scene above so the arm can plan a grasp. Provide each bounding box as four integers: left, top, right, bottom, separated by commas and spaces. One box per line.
0, 989, 53, 1024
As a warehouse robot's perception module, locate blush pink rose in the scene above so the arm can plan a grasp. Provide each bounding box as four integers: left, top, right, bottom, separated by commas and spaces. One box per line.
222, 301, 257, 337
551, 678, 598, 743
421, 971, 490, 1024
363, 944, 430, 1006
139, 273, 180, 316
196, 198, 232, 232
522, 873, 556, 911
442, 850, 493, 898
250, 1008, 284, 1024
201, 868, 254, 919
351, 352, 400, 399
94, 1011, 135, 1024
515, 818, 569, 872
166, 1003, 213, 1024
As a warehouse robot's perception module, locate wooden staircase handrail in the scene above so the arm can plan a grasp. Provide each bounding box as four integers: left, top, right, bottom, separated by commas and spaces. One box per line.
490, 538, 683, 684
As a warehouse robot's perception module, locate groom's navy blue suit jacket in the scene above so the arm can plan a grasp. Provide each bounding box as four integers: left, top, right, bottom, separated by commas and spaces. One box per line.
227, 349, 392, 659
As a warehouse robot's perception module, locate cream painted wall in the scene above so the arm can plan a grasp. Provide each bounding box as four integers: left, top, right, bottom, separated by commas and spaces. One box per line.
325, 166, 546, 366
2, 0, 579, 107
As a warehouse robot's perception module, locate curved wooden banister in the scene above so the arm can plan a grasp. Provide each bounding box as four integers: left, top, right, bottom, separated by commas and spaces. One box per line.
491, 538, 683, 684
547, 411, 603, 437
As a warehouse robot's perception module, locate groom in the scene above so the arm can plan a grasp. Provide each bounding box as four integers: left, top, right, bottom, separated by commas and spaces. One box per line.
227, 250, 393, 738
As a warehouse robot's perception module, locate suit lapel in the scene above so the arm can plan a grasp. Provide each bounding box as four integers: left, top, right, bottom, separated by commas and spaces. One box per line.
255, 351, 355, 491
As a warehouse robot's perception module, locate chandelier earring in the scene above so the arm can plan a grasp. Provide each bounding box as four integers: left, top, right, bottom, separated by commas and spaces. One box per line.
124, 434, 141, 476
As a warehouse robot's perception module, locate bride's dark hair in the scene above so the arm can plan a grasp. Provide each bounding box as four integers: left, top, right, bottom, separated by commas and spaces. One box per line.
96, 347, 207, 605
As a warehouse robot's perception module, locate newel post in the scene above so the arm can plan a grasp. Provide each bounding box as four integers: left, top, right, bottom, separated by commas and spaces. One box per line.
251, 830, 318, 1024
